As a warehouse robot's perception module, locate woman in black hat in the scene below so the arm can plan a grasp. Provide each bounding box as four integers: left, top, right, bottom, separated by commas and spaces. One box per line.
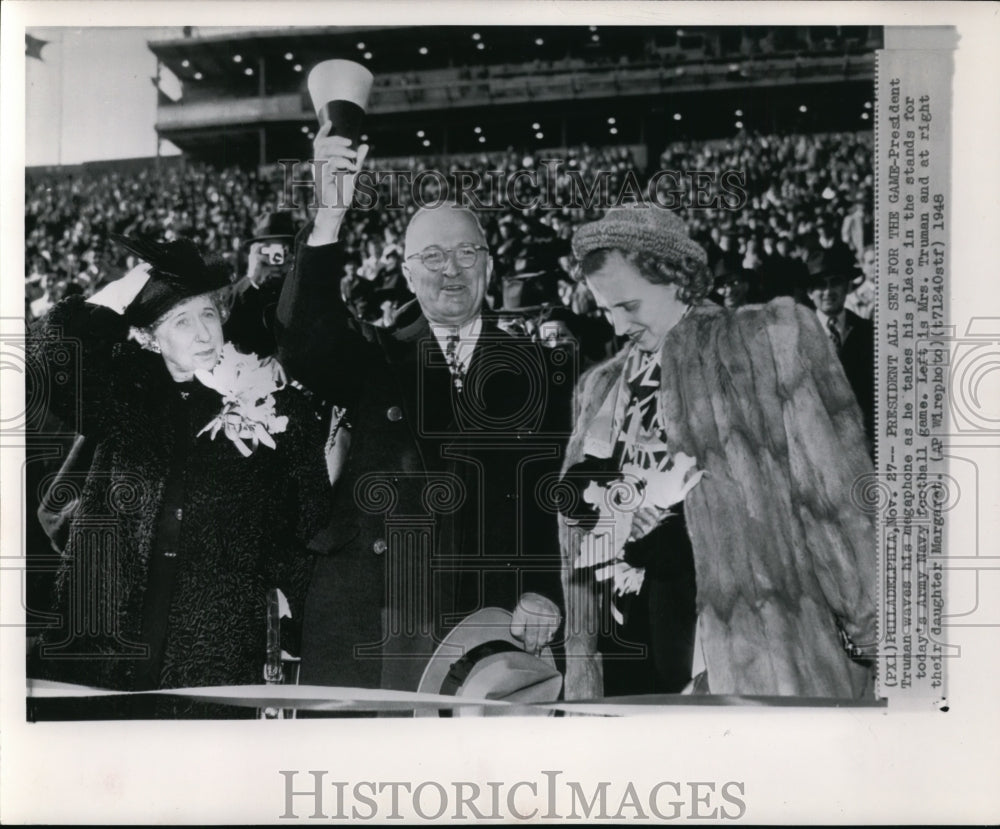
559, 206, 877, 701
27, 236, 329, 718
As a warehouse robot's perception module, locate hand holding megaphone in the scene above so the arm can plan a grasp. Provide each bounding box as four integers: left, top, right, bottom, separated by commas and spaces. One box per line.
309, 120, 370, 246
306, 60, 373, 246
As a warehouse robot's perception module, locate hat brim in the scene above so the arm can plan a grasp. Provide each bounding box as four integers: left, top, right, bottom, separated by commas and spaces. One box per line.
805, 268, 865, 288
415, 607, 557, 717
455, 652, 563, 715
241, 234, 295, 248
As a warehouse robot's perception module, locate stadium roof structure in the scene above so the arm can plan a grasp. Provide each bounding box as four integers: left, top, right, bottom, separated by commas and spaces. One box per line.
148, 25, 882, 165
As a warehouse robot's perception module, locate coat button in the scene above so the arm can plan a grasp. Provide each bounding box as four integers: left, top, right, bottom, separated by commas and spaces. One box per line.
386, 406, 403, 422
373, 538, 388, 555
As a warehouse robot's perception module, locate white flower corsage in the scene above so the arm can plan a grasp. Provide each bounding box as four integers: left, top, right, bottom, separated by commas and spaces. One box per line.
574, 451, 705, 601
194, 343, 289, 457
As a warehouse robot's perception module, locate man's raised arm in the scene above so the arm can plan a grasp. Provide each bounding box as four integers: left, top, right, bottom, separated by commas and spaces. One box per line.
275, 126, 369, 404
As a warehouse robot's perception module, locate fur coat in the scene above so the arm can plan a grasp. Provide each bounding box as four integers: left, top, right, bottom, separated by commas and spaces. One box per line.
560, 298, 877, 699
28, 296, 329, 704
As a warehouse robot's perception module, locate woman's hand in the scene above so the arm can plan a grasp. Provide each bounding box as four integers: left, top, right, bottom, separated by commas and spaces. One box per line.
308, 121, 369, 247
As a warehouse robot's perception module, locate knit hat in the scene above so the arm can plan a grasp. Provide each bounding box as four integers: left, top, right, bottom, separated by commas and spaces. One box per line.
111, 234, 231, 328
571, 205, 708, 273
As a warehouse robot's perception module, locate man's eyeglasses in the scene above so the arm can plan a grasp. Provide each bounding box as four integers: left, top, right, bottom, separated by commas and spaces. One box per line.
406, 244, 487, 272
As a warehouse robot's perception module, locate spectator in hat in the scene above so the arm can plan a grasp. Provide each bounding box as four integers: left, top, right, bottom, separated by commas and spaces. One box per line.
226, 211, 297, 357
710, 252, 754, 310
805, 246, 875, 447
560, 205, 876, 700
276, 130, 571, 695
27, 235, 328, 718
500, 252, 561, 314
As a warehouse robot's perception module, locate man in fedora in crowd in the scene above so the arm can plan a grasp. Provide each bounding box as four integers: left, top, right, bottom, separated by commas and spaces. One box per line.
805, 245, 875, 448
710, 251, 755, 310
225, 211, 297, 357
275, 127, 570, 694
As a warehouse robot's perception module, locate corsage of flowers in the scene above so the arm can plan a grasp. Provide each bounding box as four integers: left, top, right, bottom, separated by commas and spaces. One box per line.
563, 452, 704, 615
194, 343, 289, 457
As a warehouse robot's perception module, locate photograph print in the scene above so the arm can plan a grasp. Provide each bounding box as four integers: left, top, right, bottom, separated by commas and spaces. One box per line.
21, 23, 882, 719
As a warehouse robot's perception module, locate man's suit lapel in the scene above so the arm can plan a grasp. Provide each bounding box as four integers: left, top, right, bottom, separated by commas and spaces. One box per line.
843, 309, 865, 347
464, 315, 499, 379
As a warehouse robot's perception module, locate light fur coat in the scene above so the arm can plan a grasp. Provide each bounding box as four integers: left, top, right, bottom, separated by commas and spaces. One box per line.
560, 297, 877, 699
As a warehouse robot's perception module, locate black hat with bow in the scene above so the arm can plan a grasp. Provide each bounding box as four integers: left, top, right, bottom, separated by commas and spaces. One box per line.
112, 234, 231, 328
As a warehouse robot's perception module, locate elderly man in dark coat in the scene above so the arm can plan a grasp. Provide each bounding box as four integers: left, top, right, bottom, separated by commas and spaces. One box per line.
276, 127, 571, 693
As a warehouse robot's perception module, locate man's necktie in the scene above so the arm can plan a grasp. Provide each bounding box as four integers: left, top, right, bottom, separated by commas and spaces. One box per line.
444, 333, 465, 392
826, 316, 842, 352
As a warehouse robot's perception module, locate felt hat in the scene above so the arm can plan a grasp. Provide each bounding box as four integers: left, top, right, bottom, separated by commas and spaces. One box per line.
500, 269, 560, 314
111, 234, 230, 328
247, 211, 298, 245
415, 608, 562, 717
805, 245, 863, 287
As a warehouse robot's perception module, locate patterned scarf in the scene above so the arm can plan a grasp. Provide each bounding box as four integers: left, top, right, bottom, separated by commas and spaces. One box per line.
614, 346, 669, 474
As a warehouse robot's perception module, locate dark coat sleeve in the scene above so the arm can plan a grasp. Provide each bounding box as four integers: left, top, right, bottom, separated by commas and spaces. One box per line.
842, 311, 875, 449
27, 295, 131, 438
275, 229, 365, 411
263, 387, 330, 623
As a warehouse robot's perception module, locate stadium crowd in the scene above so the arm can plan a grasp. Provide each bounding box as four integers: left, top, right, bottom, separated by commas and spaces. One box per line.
25, 130, 875, 356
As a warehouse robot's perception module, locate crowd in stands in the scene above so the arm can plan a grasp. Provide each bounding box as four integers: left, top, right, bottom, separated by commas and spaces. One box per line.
25, 131, 874, 362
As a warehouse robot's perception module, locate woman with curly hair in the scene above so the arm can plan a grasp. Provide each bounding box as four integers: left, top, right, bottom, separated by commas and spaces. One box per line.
28, 236, 329, 718
559, 205, 876, 700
